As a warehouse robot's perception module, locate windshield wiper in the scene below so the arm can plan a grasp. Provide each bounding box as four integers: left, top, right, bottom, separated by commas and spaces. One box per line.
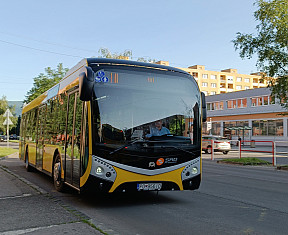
109, 139, 146, 155
159, 146, 197, 156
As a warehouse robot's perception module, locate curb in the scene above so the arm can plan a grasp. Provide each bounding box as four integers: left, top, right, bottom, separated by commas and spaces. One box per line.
0, 165, 48, 195
276, 166, 288, 171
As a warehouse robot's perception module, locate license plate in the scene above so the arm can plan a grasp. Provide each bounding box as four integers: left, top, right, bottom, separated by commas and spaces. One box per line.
137, 183, 162, 191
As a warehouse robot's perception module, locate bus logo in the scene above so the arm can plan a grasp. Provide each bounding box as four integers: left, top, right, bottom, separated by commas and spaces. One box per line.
156, 158, 164, 166
95, 70, 108, 83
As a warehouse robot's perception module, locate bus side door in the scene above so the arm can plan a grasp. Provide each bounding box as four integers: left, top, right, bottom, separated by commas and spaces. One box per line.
65, 91, 82, 188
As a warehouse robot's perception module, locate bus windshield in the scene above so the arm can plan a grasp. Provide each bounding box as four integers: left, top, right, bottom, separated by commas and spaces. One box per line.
92, 68, 201, 150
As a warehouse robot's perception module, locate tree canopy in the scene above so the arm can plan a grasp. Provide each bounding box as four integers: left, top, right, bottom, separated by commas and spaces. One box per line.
233, 0, 288, 109
25, 63, 68, 103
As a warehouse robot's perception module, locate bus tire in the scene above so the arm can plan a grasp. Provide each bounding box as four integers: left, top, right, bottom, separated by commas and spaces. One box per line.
25, 148, 33, 172
223, 151, 229, 155
53, 153, 64, 192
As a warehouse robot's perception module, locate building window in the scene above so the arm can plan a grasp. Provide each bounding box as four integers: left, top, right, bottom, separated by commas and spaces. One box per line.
202, 82, 208, 87
227, 76, 234, 82
227, 100, 237, 109
263, 96, 269, 105
207, 103, 211, 111
244, 78, 250, 83
202, 91, 208, 95
242, 98, 247, 107
251, 97, 257, 106
211, 83, 217, 88
257, 97, 263, 106
236, 85, 242, 90
252, 119, 283, 136
270, 96, 275, 104
245, 86, 250, 90
236, 77, 242, 82
202, 74, 208, 79
211, 75, 217, 79
237, 98, 247, 108
210, 91, 216, 95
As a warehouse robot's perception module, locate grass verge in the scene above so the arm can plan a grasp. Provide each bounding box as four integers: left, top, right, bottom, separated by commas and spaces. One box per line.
218, 157, 271, 166
0, 147, 18, 158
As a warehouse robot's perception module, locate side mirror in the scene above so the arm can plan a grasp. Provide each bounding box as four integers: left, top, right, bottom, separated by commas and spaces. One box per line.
79, 66, 95, 101
201, 92, 207, 122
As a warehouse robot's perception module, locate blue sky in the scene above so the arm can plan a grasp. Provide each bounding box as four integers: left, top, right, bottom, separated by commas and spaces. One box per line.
0, 0, 259, 101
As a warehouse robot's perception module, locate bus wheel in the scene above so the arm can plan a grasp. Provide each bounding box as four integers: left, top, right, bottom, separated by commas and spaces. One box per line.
53, 154, 64, 192
25, 149, 32, 172
223, 151, 229, 155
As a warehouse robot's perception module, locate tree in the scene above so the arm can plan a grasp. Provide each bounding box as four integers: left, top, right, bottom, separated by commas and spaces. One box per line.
233, 0, 288, 109
98, 48, 133, 60
0, 96, 17, 134
25, 63, 69, 103
98, 47, 156, 63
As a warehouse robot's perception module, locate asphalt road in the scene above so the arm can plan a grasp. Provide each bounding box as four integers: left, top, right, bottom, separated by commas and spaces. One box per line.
1, 153, 288, 235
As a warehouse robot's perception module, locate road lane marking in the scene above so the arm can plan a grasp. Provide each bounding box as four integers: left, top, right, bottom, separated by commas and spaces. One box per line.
0, 193, 32, 200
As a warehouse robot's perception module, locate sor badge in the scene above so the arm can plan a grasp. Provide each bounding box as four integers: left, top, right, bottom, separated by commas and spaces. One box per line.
156, 158, 164, 166
95, 70, 108, 83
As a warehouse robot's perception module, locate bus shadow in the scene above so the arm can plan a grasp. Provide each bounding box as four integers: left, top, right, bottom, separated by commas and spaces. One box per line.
77, 190, 180, 208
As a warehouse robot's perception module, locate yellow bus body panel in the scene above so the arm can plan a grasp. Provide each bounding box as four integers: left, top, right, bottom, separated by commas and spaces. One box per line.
28, 143, 36, 165
109, 166, 185, 193
80, 102, 92, 187
43, 145, 56, 173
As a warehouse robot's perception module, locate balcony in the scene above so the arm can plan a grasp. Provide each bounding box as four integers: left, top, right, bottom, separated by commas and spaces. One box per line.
220, 88, 226, 92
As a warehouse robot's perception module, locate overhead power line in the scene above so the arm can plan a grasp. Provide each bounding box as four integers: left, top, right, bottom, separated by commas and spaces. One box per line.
0, 39, 84, 58
0, 31, 98, 54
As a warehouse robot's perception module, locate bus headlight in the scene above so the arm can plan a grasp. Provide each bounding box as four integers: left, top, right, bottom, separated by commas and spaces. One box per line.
96, 166, 104, 175
181, 157, 200, 181
192, 167, 198, 175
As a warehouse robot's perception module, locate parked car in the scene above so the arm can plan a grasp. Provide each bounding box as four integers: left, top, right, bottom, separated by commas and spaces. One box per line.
202, 135, 231, 154
9, 134, 18, 140
0, 135, 4, 142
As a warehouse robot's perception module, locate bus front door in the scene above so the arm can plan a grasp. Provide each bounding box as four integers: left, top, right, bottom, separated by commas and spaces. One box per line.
65, 91, 82, 188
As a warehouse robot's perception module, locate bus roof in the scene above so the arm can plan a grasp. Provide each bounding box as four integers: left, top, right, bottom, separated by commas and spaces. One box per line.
22, 58, 191, 114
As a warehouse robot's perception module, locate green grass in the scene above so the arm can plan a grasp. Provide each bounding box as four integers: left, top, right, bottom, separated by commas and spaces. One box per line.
218, 157, 271, 166
0, 147, 18, 158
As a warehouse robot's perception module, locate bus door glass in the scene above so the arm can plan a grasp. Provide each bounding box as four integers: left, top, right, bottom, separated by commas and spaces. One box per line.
36, 105, 46, 169
65, 91, 82, 187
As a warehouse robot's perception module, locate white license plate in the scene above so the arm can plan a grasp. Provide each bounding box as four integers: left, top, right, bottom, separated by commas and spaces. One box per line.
137, 183, 162, 191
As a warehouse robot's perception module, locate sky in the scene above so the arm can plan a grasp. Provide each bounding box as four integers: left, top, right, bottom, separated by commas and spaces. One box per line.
0, 0, 259, 101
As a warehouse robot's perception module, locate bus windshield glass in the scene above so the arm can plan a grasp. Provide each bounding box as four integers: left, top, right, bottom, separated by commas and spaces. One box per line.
92, 68, 201, 150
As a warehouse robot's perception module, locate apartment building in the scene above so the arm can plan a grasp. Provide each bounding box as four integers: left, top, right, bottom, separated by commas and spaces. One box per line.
155, 61, 267, 95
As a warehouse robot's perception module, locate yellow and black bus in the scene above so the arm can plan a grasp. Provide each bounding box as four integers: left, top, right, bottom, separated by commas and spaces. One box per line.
20, 58, 206, 193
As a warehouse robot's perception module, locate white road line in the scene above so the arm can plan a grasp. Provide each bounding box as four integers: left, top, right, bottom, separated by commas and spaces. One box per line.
0, 222, 82, 235
0, 194, 32, 200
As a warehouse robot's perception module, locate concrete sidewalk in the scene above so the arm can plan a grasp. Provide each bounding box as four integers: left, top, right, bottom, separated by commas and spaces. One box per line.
0, 153, 103, 235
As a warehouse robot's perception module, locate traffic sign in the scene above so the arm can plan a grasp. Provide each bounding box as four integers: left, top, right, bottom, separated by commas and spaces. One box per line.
3, 118, 13, 125
3, 109, 13, 117
207, 121, 212, 131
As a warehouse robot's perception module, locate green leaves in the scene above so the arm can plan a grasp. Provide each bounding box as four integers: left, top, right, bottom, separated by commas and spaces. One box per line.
25, 63, 69, 103
233, 0, 288, 110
